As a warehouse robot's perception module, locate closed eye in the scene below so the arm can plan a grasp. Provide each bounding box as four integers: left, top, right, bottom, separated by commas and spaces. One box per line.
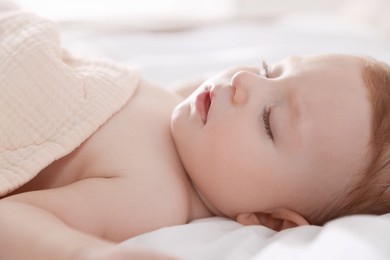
263, 107, 273, 139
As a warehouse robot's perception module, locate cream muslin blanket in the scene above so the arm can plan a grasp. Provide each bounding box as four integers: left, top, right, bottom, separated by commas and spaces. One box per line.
0, 3, 140, 196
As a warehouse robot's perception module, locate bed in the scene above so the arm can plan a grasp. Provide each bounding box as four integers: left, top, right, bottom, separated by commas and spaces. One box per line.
11, 0, 390, 259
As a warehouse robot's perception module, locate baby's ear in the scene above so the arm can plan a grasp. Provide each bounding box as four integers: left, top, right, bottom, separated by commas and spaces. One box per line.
236, 208, 309, 231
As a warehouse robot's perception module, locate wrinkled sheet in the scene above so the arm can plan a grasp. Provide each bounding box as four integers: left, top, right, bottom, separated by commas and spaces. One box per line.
120, 215, 390, 260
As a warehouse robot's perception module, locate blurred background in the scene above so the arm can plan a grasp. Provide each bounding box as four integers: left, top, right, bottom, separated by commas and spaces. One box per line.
13, 0, 390, 26
13, 0, 390, 84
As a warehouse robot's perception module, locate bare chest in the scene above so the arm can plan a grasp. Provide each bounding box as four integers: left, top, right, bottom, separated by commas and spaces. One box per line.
77, 83, 184, 180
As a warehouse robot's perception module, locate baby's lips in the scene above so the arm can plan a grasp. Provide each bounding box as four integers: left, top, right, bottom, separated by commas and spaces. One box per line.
196, 90, 211, 124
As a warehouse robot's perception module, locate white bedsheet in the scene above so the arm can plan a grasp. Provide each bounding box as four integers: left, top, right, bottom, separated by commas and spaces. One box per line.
120, 215, 390, 260
52, 10, 390, 260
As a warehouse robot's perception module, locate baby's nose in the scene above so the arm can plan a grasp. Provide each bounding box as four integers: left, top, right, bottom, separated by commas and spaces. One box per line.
231, 71, 256, 105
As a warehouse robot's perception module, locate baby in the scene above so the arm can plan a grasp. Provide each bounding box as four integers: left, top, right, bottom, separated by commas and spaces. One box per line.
1, 51, 390, 259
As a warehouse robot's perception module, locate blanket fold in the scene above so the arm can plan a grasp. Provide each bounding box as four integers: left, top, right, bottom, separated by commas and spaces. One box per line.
0, 5, 140, 196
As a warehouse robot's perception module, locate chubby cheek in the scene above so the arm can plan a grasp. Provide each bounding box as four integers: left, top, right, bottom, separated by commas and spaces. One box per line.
191, 125, 268, 215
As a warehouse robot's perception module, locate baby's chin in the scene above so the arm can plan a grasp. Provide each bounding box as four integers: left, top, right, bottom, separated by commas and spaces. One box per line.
170, 88, 199, 130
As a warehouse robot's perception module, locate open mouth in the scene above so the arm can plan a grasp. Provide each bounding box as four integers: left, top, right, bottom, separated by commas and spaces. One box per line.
196, 90, 212, 124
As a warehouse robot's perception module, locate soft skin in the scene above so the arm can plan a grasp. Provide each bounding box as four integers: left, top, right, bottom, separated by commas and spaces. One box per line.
171, 54, 373, 228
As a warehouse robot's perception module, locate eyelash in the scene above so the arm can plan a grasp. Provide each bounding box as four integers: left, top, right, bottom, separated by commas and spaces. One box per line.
261, 61, 273, 139
261, 61, 270, 78
263, 107, 273, 139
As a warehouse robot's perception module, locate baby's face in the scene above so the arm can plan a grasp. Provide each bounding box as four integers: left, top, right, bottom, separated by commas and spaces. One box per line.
171, 54, 373, 220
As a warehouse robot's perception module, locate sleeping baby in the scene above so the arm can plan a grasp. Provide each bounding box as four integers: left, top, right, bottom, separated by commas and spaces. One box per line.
1, 4, 390, 260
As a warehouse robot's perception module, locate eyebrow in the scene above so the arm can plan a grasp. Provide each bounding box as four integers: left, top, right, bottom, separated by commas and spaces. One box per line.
285, 57, 303, 125
287, 91, 302, 145
289, 93, 301, 122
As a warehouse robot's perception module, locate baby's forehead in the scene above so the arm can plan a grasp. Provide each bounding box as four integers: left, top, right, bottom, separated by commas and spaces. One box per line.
269, 54, 366, 79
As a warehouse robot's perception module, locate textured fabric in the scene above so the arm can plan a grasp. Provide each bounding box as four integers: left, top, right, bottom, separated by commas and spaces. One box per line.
0, 5, 140, 196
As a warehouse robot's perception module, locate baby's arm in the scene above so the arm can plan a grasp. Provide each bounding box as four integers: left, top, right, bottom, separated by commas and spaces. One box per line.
0, 178, 175, 260
0, 199, 112, 260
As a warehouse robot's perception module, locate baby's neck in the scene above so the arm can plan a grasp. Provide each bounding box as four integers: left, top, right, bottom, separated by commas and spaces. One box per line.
189, 182, 227, 220
176, 163, 218, 221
